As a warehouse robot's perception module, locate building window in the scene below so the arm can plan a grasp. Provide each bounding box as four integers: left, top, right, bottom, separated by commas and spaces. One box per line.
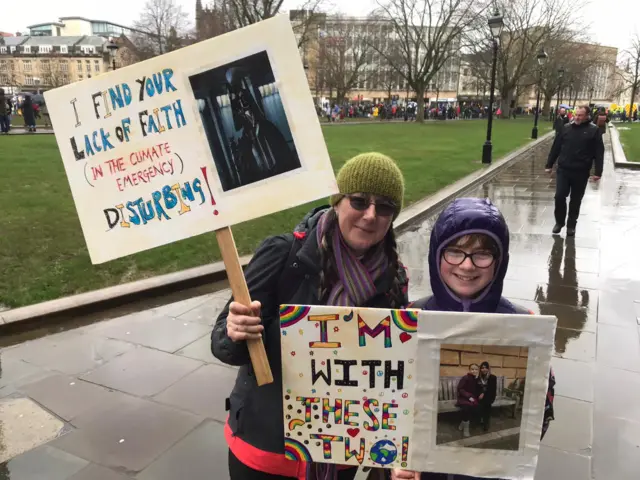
39, 46, 52, 54
81, 46, 95, 54
0, 46, 6, 54
23, 46, 31, 54
85, 60, 91, 72
41, 60, 50, 71
62, 75, 69, 84
78, 74, 83, 81
94, 60, 100, 72
0, 60, 6, 71
0, 75, 8, 84
23, 60, 32, 72
61, 62, 68, 72
24, 76, 34, 85
10, 46, 16, 53
60, 46, 68, 54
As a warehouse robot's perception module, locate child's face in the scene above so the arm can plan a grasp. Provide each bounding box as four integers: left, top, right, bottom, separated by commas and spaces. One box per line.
440, 238, 496, 300
481, 365, 489, 375
470, 365, 479, 376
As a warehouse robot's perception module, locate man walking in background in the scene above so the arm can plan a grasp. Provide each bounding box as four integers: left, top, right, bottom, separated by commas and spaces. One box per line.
546, 105, 604, 237
554, 107, 570, 135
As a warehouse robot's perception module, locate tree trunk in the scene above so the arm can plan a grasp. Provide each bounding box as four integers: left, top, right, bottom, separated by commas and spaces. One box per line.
415, 84, 426, 124
629, 85, 638, 123
500, 88, 514, 119
542, 97, 552, 117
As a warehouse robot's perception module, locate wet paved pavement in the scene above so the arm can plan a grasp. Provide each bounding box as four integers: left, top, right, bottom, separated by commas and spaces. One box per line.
1, 133, 639, 479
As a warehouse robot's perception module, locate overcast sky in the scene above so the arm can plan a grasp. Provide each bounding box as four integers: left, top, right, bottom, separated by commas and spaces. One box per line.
1, 0, 637, 52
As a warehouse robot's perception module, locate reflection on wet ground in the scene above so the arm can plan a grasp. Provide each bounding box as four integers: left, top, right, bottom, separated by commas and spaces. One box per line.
0, 134, 639, 479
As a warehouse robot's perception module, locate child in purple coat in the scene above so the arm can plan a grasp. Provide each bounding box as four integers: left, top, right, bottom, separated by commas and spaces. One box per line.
456, 363, 480, 438
391, 198, 555, 480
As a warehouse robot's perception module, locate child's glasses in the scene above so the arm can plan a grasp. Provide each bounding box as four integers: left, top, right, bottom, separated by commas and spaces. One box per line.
442, 248, 495, 268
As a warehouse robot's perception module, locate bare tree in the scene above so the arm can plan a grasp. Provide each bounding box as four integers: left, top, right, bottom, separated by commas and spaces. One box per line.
315, 17, 372, 103
133, 0, 190, 58
40, 59, 69, 88
218, 0, 327, 48
533, 33, 602, 116
467, 0, 579, 118
371, 0, 488, 123
617, 33, 640, 122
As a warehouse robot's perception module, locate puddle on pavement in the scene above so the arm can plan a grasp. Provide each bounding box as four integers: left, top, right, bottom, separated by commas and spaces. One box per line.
0, 280, 228, 349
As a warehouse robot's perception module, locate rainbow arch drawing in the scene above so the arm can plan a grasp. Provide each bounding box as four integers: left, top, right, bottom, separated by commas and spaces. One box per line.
280, 305, 311, 328
284, 438, 312, 462
391, 310, 418, 332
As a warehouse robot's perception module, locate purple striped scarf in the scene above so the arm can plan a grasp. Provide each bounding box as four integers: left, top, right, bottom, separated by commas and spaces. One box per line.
316, 211, 388, 306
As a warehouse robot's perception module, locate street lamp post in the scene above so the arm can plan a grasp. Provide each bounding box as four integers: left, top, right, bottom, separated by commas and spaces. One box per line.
482, 8, 504, 165
556, 67, 564, 112
531, 47, 548, 139
106, 37, 119, 71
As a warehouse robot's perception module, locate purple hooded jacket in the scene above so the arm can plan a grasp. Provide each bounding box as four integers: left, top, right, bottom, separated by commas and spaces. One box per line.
412, 197, 524, 314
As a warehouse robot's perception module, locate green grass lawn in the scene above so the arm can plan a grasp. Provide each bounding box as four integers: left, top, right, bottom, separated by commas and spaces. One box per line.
617, 123, 640, 162
0, 118, 548, 308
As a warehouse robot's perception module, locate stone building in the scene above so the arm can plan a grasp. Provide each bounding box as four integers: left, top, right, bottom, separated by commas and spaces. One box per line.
0, 35, 139, 94
439, 344, 529, 386
291, 10, 460, 106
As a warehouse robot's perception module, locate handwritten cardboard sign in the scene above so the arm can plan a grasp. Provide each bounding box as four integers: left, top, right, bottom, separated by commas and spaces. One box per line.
280, 305, 420, 469
45, 15, 337, 264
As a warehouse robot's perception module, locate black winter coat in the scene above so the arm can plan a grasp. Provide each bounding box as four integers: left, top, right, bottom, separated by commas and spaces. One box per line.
546, 121, 604, 177
210, 207, 408, 454
553, 114, 569, 134
478, 374, 497, 405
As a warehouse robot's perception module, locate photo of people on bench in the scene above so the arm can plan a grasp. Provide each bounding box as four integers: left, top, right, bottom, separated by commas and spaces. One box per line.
436, 344, 528, 451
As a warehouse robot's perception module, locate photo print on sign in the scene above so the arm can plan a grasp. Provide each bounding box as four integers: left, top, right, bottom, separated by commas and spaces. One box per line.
189, 50, 301, 192
280, 305, 420, 469
436, 344, 528, 451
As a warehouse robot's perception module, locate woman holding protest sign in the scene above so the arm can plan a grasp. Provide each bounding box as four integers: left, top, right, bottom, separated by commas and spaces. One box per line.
211, 152, 409, 480
391, 197, 555, 480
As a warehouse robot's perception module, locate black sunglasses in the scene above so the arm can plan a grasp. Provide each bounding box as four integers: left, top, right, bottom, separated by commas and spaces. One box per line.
345, 195, 397, 217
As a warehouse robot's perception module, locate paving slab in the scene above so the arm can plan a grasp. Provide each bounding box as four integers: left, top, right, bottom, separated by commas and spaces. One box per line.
50, 394, 202, 474
534, 445, 591, 480
68, 463, 133, 479
152, 363, 237, 421
79, 346, 202, 397
549, 357, 594, 403
541, 395, 592, 455
20, 374, 129, 423
1, 331, 134, 376
90, 313, 211, 353
595, 323, 640, 372
136, 420, 229, 480
0, 445, 88, 480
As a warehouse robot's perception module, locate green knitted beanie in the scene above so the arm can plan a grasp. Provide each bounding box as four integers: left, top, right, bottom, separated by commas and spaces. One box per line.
330, 152, 405, 217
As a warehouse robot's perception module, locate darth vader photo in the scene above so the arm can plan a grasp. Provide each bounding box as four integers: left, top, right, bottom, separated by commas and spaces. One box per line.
190, 51, 302, 192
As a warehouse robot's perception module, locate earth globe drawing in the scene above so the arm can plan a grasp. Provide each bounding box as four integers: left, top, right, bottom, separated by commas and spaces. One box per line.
369, 439, 398, 465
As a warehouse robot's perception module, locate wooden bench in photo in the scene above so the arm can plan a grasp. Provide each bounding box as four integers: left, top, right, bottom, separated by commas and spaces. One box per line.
438, 376, 522, 418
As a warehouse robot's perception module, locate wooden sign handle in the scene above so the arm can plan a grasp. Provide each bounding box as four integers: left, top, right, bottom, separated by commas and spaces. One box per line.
216, 227, 274, 386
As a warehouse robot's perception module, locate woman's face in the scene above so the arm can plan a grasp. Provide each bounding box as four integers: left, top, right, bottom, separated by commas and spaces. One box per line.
334, 194, 395, 256
469, 365, 479, 377
481, 365, 489, 375
440, 239, 496, 299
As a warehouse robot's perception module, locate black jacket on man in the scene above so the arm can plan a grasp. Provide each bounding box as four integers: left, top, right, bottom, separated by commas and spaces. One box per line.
553, 114, 569, 134
546, 121, 604, 177
211, 207, 408, 454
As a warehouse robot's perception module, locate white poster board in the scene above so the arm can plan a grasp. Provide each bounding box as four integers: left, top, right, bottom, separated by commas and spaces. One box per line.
280, 305, 420, 469
281, 307, 557, 479
44, 15, 337, 264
